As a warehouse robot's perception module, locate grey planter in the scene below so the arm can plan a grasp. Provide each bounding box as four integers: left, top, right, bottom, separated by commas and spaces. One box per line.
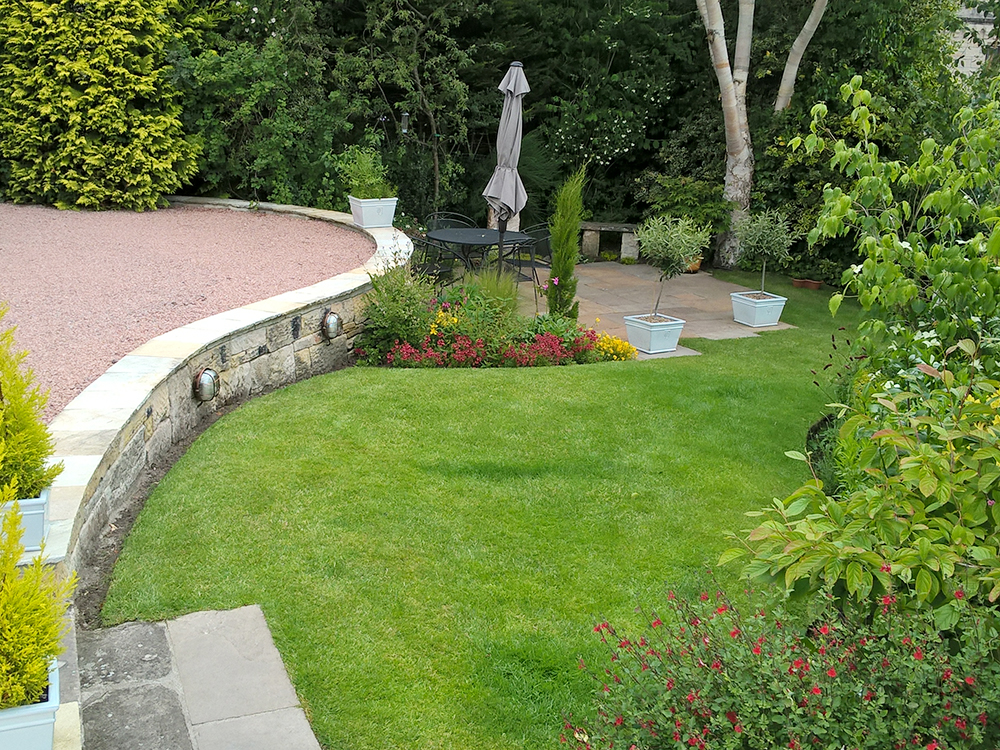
348, 196, 398, 229
730, 291, 787, 328
623, 314, 686, 354
1, 487, 49, 553
0, 658, 59, 750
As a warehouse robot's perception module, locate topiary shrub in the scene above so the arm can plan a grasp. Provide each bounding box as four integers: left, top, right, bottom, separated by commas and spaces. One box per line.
0, 305, 61, 500
0, 0, 199, 210
0, 496, 75, 709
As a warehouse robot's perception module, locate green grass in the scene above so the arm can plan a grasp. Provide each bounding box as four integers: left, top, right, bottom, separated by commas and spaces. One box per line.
102, 274, 860, 750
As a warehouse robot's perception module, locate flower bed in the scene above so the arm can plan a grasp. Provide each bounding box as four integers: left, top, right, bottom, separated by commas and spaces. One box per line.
355, 267, 635, 367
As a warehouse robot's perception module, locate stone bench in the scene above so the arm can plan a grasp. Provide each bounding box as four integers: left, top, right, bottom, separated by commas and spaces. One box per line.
580, 221, 639, 261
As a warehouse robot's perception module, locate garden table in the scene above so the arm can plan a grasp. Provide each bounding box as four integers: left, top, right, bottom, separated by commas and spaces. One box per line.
426, 227, 532, 271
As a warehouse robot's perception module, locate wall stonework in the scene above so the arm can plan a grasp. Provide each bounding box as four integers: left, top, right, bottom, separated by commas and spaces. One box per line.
32, 197, 410, 579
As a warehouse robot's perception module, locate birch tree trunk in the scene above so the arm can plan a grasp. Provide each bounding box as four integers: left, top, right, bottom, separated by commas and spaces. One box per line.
774, 0, 829, 112
695, 0, 754, 269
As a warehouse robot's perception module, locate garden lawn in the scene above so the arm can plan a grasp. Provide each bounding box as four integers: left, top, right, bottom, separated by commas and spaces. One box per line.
102, 275, 860, 750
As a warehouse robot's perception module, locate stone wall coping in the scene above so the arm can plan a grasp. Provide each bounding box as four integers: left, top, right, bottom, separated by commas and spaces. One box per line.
27, 197, 411, 569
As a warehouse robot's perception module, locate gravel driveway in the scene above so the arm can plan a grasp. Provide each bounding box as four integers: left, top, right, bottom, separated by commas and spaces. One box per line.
0, 202, 374, 419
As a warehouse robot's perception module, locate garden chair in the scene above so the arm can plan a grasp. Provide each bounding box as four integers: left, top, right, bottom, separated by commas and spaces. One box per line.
508, 223, 552, 286
424, 212, 476, 230
409, 236, 464, 288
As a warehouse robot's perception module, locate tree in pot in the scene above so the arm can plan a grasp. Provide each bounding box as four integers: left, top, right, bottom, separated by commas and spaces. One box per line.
730, 208, 794, 327
624, 216, 710, 353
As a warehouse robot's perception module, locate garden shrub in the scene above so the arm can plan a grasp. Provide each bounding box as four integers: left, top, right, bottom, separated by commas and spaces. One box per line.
722, 77, 1000, 622
571, 590, 1000, 750
175, 25, 350, 206
0, 306, 61, 500
0, 495, 75, 709
548, 166, 586, 320
0, 0, 199, 209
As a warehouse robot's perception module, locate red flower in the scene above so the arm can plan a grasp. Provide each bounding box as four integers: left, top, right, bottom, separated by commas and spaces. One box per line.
717, 605, 728, 614
811, 686, 822, 695
827, 668, 837, 678
914, 648, 924, 661
955, 589, 965, 599
700, 592, 709, 601
726, 712, 738, 724
979, 713, 988, 726
818, 624, 830, 635
735, 725, 743, 734
752, 645, 762, 655
687, 692, 697, 703
881, 563, 892, 573
965, 676, 976, 685
730, 628, 740, 638
614, 716, 624, 726
902, 637, 911, 645
651, 618, 662, 628
955, 719, 967, 730
943, 669, 952, 680
927, 742, 939, 750
666, 678, 674, 690
864, 691, 875, 701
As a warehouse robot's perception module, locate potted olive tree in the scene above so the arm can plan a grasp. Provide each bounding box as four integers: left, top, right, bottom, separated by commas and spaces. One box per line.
338, 134, 398, 229
730, 209, 794, 327
0, 306, 61, 553
0, 494, 75, 750
624, 216, 710, 353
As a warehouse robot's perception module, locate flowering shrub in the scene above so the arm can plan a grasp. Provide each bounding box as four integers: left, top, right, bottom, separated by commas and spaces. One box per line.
569, 591, 1000, 750
356, 270, 611, 368
596, 332, 637, 362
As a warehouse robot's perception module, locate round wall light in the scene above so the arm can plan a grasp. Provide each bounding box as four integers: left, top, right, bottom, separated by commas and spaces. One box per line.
193, 368, 220, 402
321, 311, 342, 340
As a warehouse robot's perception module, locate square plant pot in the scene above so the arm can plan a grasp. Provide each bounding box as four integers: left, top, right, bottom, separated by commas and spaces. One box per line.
0, 658, 59, 750
730, 291, 787, 328
623, 314, 686, 354
348, 196, 398, 229
1, 487, 49, 553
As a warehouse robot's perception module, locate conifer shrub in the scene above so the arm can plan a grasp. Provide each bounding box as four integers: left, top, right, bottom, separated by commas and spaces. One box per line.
0, 496, 75, 709
0, 0, 198, 209
0, 306, 61, 500
547, 166, 586, 320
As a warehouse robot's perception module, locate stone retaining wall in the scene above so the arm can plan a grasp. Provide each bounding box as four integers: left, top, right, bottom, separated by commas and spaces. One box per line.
39, 197, 410, 576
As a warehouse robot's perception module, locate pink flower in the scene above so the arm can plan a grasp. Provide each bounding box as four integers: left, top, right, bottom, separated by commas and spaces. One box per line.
551, 277, 559, 285
914, 648, 924, 661
811, 686, 822, 695
955, 589, 965, 600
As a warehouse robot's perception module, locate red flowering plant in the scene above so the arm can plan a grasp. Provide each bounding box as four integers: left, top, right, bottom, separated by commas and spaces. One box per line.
567, 590, 1000, 750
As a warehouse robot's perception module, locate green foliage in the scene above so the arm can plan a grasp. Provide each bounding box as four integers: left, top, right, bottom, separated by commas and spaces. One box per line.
796, 76, 1000, 344
724, 339, 1000, 624
734, 209, 794, 293
356, 266, 436, 364
574, 590, 1000, 750
636, 215, 710, 281
0, 440, 75, 709
336, 133, 395, 200
173, 0, 350, 206
635, 172, 732, 235
0, 0, 199, 209
0, 307, 61, 500
469, 269, 519, 317
548, 166, 585, 320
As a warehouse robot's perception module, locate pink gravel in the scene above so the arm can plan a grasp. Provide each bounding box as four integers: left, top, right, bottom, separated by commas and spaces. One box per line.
0, 202, 375, 420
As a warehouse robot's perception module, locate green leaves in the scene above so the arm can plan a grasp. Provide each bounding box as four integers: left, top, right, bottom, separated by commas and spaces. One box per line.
0, 0, 199, 208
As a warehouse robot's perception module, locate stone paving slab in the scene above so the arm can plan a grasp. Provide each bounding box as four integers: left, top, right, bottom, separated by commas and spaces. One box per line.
78, 606, 319, 750
167, 606, 301, 726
